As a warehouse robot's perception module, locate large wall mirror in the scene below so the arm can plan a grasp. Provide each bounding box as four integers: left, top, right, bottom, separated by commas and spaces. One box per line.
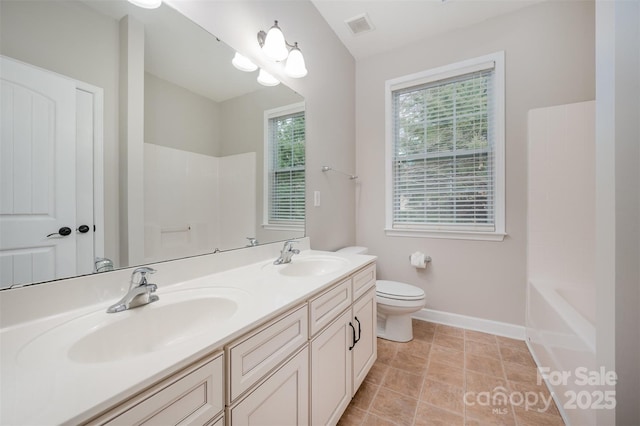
0, 0, 305, 290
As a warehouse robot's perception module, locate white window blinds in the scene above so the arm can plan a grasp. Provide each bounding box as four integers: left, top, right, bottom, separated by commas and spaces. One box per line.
267, 110, 305, 225
391, 64, 496, 232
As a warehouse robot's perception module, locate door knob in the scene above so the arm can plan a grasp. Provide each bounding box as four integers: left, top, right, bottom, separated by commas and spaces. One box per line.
77, 225, 90, 233
46, 227, 72, 238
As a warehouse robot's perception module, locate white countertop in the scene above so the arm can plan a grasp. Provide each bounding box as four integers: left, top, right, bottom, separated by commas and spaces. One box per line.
0, 248, 375, 425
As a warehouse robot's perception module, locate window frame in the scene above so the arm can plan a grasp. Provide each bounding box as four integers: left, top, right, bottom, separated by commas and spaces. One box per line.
384, 52, 506, 241
263, 102, 306, 231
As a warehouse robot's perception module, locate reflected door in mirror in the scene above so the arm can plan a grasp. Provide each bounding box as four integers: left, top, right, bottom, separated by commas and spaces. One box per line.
0, 57, 102, 288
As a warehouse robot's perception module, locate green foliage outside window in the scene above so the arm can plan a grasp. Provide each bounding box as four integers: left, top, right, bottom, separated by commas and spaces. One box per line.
392, 71, 494, 226
270, 111, 305, 224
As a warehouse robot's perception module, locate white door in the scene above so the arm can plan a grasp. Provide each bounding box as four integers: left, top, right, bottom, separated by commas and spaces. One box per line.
0, 56, 95, 287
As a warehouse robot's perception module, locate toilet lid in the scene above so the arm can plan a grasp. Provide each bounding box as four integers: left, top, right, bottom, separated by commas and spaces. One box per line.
376, 280, 425, 301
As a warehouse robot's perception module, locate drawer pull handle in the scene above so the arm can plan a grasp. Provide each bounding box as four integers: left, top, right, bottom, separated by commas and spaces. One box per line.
348, 322, 356, 351
354, 316, 362, 345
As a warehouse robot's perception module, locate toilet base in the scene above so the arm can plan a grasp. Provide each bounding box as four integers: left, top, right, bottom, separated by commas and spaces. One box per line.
376, 312, 413, 342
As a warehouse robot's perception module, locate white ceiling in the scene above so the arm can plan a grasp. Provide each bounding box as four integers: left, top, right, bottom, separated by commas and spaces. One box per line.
310, 0, 546, 60
83, 0, 262, 102
81, 0, 548, 100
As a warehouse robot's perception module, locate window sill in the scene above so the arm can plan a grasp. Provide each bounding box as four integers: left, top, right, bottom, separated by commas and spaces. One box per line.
384, 228, 506, 242
262, 223, 305, 232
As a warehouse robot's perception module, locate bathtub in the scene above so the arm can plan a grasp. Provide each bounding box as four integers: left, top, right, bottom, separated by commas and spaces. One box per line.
526, 281, 597, 426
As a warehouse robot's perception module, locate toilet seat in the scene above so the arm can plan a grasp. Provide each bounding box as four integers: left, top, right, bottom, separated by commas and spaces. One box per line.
376, 280, 425, 301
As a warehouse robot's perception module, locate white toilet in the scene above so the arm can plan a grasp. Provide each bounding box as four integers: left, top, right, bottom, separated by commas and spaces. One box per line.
337, 247, 426, 342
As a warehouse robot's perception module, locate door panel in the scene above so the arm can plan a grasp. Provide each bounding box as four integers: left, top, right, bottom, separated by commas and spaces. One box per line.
0, 56, 76, 287
75, 89, 95, 277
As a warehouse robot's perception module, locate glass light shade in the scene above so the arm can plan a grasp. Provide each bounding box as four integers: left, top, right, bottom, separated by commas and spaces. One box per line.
257, 69, 280, 86
262, 22, 288, 61
232, 52, 258, 72
127, 0, 162, 9
284, 45, 307, 78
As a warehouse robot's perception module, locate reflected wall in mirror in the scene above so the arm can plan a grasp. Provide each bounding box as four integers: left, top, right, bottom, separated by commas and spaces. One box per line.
0, 0, 305, 290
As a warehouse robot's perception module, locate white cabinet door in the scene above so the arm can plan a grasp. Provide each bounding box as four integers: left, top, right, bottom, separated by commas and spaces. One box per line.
230, 346, 309, 426
310, 310, 353, 426
351, 287, 377, 393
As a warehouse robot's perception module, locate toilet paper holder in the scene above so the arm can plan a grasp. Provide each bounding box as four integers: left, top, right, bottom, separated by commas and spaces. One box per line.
409, 255, 431, 263
409, 252, 431, 269
409, 254, 432, 266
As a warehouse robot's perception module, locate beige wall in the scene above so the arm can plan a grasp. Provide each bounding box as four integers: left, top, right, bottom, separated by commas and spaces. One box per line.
166, 0, 357, 251
355, 0, 595, 326
145, 72, 222, 157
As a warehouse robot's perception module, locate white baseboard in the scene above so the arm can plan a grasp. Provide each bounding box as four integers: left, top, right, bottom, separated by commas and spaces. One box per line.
412, 308, 526, 340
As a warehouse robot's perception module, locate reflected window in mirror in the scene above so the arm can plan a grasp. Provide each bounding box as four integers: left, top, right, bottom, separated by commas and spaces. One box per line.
264, 103, 306, 231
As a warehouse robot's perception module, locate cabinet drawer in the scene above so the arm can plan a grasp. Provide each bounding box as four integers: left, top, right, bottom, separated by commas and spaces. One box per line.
352, 263, 376, 301
98, 352, 224, 426
229, 346, 309, 426
227, 304, 308, 403
309, 278, 352, 336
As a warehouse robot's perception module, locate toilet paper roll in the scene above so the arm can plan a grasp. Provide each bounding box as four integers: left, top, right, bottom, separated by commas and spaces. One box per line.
410, 251, 427, 269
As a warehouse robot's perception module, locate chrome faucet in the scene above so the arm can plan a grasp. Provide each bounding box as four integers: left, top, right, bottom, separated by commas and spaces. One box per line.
106, 267, 159, 313
273, 240, 300, 265
246, 237, 259, 247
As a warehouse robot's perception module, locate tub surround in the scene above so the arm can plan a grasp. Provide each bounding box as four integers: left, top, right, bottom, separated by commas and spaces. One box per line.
0, 238, 376, 425
526, 101, 596, 426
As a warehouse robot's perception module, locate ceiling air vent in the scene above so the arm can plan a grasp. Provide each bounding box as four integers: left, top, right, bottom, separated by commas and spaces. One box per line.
345, 13, 374, 35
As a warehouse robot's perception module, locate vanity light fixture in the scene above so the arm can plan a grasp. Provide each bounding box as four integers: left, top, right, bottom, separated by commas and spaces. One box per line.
232, 52, 258, 72
127, 0, 162, 9
259, 21, 289, 61
284, 43, 308, 78
257, 20, 308, 78
231, 52, 279, 86
257, 69, 280, 87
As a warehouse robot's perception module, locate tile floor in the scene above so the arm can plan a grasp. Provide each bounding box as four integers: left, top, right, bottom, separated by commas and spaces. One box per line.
338, 320, 565, 426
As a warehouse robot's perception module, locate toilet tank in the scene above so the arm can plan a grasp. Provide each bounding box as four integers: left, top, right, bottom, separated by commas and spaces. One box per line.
336, 246, 368, 255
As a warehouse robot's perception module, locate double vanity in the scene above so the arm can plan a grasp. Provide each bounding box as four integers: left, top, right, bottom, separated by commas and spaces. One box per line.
0, 238, 377, 425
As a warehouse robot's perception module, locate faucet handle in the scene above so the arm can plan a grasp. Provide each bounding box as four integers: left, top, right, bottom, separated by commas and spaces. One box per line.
131, 267, 156, 287
284, 240, 300, 254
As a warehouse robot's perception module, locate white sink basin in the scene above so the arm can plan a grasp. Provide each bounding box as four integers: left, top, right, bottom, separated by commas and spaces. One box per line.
266, 255, 350, 277
18, 287, 247, 365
